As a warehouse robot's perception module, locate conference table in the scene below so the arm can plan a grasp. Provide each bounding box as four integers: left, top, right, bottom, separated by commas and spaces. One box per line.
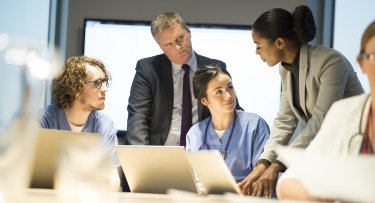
15, 188, 300, 203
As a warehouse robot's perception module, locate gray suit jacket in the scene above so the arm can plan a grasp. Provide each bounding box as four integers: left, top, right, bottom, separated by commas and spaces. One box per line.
126, 53, 227, 145
259, 44, 364, 162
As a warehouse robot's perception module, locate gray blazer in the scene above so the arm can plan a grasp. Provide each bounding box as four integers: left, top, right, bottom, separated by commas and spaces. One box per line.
259, 44, 364, 162
126, 53, 226, 145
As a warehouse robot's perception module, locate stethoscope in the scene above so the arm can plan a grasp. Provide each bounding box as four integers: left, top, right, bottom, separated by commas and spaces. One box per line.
199, 111, 237, 160
348, 95, 371, 150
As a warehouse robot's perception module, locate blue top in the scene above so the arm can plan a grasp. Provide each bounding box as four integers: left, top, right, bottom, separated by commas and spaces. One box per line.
186, 111, 270, 182
39, 104, 120, 167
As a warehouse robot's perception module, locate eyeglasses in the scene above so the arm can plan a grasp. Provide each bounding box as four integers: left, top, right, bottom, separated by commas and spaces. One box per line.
84, 79, 110, 89
360, 52, 375, 65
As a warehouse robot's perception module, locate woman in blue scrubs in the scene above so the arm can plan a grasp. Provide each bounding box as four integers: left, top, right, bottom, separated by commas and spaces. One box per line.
186, 66, 270, 183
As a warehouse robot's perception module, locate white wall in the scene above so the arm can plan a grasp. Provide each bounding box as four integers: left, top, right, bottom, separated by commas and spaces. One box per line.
333, 0, 375, 92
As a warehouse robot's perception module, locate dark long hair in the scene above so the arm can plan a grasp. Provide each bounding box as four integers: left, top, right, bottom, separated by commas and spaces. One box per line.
252, 5, 316, 45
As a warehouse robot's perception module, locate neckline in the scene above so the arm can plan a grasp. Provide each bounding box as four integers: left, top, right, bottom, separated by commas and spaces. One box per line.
204, 111, 238, 160
214, 129, 226, 139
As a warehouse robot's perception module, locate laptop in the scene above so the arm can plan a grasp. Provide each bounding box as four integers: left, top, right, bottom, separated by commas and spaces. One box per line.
29, 128, 101, 189
115, 145, 199, 194
186, 150, 242, 195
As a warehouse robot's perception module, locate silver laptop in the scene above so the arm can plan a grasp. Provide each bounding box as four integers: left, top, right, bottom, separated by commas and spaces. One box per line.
29, 128, 101, 189
186, 150, 242, 194
115, 145, 199, 194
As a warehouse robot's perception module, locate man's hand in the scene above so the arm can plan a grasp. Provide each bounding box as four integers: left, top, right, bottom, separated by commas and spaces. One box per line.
238, 163, 267, 195
251, 163, 281, 198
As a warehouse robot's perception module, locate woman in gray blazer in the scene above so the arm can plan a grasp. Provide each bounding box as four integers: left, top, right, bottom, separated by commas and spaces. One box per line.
277, 21, 375, 201
239, 5, 364, 197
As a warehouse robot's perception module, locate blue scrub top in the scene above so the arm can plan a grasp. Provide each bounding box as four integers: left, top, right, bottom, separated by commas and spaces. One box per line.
39, 104, 120, 167
186, 111, 270, 182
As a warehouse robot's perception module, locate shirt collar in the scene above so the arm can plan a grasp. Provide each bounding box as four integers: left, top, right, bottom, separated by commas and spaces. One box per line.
172, 51, 197, 75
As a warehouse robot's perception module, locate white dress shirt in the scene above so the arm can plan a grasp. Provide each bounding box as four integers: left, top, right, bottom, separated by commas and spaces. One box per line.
164, 53, 198, 145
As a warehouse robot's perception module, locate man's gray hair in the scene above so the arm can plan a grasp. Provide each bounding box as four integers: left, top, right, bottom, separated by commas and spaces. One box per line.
151, 11, 188, 38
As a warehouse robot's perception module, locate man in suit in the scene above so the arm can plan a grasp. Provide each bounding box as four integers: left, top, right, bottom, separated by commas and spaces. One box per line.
127, 12, 229, 145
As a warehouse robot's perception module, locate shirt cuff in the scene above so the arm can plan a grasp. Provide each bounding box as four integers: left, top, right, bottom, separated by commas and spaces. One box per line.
273, 159, 287, 172
256, 159, 271, 168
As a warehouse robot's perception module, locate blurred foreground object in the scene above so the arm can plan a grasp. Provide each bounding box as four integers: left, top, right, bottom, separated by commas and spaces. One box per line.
0, 33, 61, 202
55, 137, 114, 203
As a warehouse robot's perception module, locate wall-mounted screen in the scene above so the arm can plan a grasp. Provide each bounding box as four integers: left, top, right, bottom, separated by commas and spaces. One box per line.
83, 19, 280, 130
